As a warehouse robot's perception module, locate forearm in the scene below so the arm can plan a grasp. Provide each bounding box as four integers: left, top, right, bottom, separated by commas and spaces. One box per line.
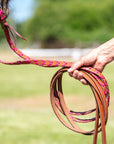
68, 38, 114, 85
96, 38, 114, 65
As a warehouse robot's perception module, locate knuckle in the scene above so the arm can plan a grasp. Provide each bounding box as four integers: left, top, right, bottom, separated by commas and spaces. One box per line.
73, 71, 79, 79
97, 60, 103, 66
78, 72, 83, 79
73, 73, 77, 79
97, 55, 107, 65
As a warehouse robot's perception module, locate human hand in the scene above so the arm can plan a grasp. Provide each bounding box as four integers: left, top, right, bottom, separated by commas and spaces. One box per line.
68, 38, 114, 85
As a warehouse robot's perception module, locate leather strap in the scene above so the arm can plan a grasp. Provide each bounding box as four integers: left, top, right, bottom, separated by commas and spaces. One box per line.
0, 9, 110, 144
50, 67, 109, 144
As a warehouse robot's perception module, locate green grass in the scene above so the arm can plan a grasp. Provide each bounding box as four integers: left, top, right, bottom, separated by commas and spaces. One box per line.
0, 109, 93, 144
0, 63, 113, 98
0, 62, 113, 144
0, 64, 56, 98
0, 108, 113, 144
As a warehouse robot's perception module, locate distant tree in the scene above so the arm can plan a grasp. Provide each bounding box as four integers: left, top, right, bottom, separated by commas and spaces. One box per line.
23, 0, 114, 48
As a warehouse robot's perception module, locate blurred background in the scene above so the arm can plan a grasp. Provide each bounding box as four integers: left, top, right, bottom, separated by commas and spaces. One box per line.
0, 0, 114, 144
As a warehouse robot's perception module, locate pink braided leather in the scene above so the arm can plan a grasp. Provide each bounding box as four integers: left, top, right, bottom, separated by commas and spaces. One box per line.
0, 9, 73, 67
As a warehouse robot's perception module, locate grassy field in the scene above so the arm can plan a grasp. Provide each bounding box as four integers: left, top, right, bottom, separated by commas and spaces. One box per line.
0, 62, 114, 98
0, 62, 113, 144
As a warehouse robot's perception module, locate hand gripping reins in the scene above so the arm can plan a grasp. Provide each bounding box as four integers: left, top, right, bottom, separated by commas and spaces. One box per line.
0, 9, 110, 144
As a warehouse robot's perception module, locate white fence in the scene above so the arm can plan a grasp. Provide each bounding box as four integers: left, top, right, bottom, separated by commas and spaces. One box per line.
21, 48, 91, 60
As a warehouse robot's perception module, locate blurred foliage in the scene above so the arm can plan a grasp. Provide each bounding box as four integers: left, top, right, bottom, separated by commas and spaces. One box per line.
0, 18, 15, 44
22, 0, 114, 48
0, 25, 5, 41
0, 0, 114, 48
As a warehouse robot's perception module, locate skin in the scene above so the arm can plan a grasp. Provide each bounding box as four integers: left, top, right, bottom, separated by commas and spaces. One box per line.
68, 38, 114, 85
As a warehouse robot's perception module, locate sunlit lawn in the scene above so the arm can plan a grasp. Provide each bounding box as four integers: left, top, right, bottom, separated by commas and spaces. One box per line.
0, 107, 114, 144
0, 63, 113, 98
0, 62, 113, 144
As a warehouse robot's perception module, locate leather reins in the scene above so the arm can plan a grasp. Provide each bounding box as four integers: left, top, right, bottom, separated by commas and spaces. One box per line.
50, 67, 109, 144
0, 9, 110, 144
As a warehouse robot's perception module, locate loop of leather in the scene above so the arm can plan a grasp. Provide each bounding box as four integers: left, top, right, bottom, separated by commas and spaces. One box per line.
0, 9, 110, 144
50, 67, 109, 144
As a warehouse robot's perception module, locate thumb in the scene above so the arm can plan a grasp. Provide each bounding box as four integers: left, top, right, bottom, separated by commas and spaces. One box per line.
68, 59, 83, 73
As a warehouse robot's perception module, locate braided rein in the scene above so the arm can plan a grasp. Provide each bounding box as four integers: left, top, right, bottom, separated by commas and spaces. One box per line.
0, 9, 110, 144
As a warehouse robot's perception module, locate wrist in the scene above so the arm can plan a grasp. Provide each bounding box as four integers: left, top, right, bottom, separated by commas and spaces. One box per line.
96, 47, 113, 66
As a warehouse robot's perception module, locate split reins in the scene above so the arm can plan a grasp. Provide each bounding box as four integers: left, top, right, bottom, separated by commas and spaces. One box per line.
0, 9, 110, 144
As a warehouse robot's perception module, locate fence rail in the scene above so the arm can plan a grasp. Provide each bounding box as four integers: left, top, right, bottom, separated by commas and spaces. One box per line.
21, 48, 91, 60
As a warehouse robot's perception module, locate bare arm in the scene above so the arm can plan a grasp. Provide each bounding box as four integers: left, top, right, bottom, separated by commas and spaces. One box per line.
68, 38, 114, 85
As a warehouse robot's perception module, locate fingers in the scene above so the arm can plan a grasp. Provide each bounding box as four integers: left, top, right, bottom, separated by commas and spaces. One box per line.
92, 55, 109, 72
68, 69, 88, 85
72, 70, 82, 79
80, 79, 88, 85
68, 58, 88, 85
93, 60, 106, 73
73, 70, 88, 85
68, 59, 83, 73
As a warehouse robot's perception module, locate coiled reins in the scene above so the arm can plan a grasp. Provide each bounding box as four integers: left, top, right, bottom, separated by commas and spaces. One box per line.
0, 9, 110, 144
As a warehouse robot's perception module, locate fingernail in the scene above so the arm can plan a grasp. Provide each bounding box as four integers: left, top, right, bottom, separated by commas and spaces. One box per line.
73, 70, 78, 76
80, 79, 83, 83
68, 68, 72, 72
80, 79, 87, 85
